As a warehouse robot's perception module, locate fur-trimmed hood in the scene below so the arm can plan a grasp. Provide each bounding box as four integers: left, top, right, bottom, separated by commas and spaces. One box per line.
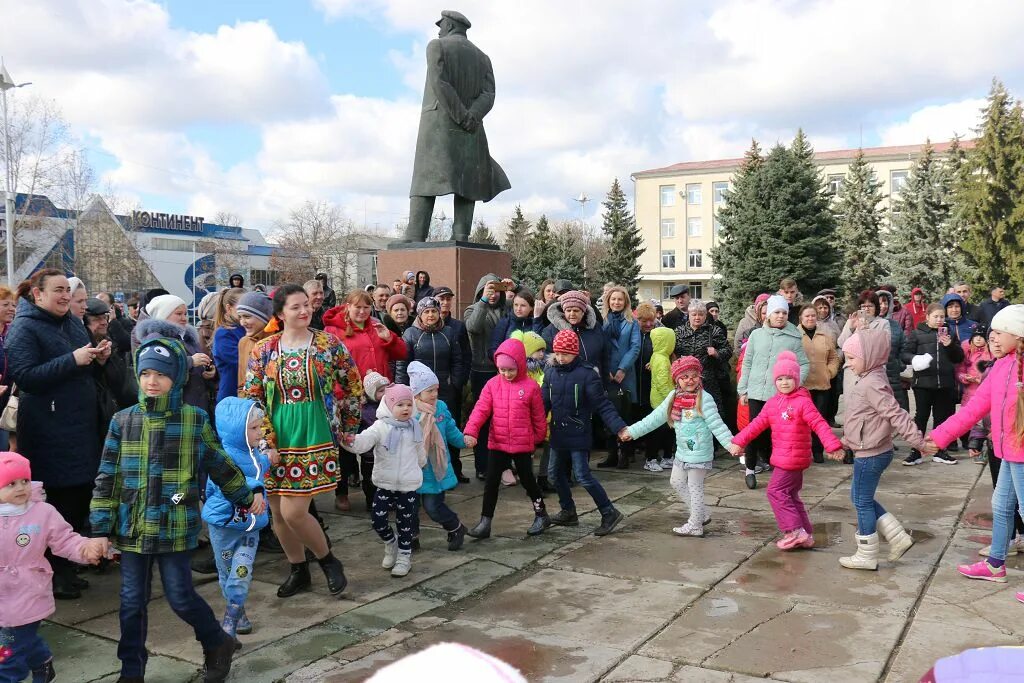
546, 299, 598, 331
136, 317, 202, 351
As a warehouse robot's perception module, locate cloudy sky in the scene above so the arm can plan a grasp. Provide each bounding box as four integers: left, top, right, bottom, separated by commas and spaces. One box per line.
3, 0, 1022, 236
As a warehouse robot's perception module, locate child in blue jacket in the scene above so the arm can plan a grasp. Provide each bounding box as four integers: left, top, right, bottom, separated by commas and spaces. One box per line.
205, 396, 271, 640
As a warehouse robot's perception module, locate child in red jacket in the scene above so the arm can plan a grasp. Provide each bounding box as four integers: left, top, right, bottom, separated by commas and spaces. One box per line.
463, 338, 549, 539
729, 351, 843, 550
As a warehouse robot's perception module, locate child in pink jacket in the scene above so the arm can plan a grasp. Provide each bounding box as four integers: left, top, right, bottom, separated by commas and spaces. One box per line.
0, 452, 105, 683
729, 351, 843, 550
463, 338, 548, 540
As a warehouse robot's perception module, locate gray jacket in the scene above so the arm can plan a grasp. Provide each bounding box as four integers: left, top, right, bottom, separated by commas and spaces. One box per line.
463, 272, 510, 373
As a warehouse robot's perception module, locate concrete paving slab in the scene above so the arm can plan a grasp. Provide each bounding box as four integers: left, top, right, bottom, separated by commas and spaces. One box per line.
40, 622, 198, 683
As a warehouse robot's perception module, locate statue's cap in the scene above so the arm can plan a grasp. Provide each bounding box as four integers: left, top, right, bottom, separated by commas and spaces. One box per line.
437, 10, 471, 29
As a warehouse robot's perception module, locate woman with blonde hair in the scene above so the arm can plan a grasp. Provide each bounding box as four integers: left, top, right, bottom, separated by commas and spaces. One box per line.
213, 287, 245, 403
599, 285, 640, 469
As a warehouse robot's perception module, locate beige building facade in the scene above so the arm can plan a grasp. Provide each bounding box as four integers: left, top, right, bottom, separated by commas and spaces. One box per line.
630, 141, 968, 308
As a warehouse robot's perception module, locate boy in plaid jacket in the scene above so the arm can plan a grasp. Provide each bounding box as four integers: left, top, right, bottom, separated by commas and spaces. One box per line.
90, 336, 256, 683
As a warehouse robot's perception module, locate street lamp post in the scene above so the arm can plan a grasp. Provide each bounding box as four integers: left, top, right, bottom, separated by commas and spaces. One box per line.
0, 61, 32, 286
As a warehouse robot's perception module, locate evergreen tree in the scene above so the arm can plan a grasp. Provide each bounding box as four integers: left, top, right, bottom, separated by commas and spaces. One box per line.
834, 149, 886, 304
521, 214, 557, 288
594, 178, 645, 299
940, 137, 970, 284
791, 127, 815, 164
956, 79, 1024, 298
551, 223, 585, 290
502, 205, 532, 282
469, 218, 497, 245
885, 142, 953, 296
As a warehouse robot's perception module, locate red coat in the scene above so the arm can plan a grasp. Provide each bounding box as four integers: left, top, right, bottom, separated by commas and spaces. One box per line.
905, 300, 928, 330
323, 305, 407, 381
464, 338, 547, 454
732, 386, 841, 471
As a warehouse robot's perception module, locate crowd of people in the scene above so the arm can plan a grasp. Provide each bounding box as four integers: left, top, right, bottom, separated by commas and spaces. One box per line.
0, 264, 1020, 683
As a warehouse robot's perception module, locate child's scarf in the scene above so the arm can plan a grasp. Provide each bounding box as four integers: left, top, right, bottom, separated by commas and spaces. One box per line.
671, 390, 700, 423
416, 399, 449, 481
381, 415, 423, 456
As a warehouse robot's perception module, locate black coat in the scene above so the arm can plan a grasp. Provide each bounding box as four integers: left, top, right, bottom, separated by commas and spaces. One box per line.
489, 311, 543, 358
901, 323, 964, 391
541, 303, 609, 379
444, 313, 473, 387
94, 346, 138, 450
673, 321, 732, 407
542, 357, 626, 450
396, 322, 467, 403
5, 299, 99, 487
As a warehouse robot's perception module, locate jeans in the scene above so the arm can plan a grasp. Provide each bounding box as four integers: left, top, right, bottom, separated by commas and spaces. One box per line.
990, 461, 1024, 562
0, 621, 51, 683
745, 398, 771, 471
549, 449, 613, 515
470, 371, 496, 475
988, 455, 1024, 537
766, 468, 812, 533
0, 429, 9, 452
208, 526, 259, 607
372, 488, 419, 551
850, 451, 893, 535
421, 492, 461, 532
481, 451, 542, 518
118, 551, 226, 678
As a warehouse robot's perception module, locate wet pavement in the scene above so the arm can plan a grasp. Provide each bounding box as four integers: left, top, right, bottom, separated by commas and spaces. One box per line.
44, 440, 1016, 682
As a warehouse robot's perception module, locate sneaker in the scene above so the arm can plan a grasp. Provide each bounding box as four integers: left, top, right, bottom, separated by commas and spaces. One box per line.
745, 471, 757, 490
672, 523, 704, 537
1016, 592, 1024, 605
902, 450, 922, 466
754, 463, 770, 474
660, 457, 674, 469
979, 537, 1024, 557
644, 460, 663, 473
933, 451, 958, 465
799, 533, 815, 549
777, 529, 809, 550
957, 560, 1007, 583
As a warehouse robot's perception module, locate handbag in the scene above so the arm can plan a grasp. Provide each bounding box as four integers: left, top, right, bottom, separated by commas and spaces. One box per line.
0, 383, 18, 432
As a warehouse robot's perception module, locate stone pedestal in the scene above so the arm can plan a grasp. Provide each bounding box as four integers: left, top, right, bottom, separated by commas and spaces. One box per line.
376, 241, 511, 314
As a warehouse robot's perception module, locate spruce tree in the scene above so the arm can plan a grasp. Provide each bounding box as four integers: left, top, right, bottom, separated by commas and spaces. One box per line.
469, 218, 497, 245
940, 137, 970, 284
834, 149, 886, 304
595, 178, 645, 299
551, 223, 585, 290
885, 142, 952, 296
956, 79, 1024, 298
521, 214, 557, 288
502, 205, 532, 282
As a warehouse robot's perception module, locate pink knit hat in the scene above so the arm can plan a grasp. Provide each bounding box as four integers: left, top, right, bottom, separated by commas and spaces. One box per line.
772, 350, 801, 385
0, 452, 32, 490
671, 356, 702, 382
383, 384, 414, 411
559, 290, 590, 312
495, 352, 518, 370
842, 333, 863, 359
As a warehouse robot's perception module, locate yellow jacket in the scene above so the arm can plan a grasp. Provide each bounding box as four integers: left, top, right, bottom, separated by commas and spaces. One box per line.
650, 327, 675, 407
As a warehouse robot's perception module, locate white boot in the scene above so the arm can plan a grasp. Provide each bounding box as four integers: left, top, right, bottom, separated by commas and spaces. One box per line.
391, 550, 412, 577
876, 513, 913, 561
839, 533, 879, 570
381, 539, 398, 569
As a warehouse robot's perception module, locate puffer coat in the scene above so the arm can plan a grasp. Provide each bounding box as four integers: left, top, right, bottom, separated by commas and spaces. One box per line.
731, 386, 842, 470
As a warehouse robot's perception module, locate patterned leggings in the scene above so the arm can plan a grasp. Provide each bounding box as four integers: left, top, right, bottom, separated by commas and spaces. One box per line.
372, 488, 419, 552
670, 464, 708, 528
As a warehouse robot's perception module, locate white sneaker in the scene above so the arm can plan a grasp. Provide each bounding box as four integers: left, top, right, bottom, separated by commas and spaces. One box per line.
672, 523, 705, 537
979, 536, 1024, 557
381, 539, 398, 569
660, 457, 674, 469
739, 455, 745, 467
644, 460, 663, 472
391, 550, 412, 577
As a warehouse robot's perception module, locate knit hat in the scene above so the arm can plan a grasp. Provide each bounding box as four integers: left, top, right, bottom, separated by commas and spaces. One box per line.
992, 304, 1024, 339
671, 356, 702, 382
842, 332, 863, 359
383, 384, 414, 411
386, 294, 412, 313
552, 329, 580, 355
971, 324, 989, 342
705, 300, 720, 312
236, 291, 273, 324
519, 331, 547, 357
0, 451, 31, 490
146, 294, 188, 321
559, 290, 590, 312
495, 352, 518, 370
407, 361, 439, 396
772, 350, 801, 384
363, 371, 389, 403
765, 295, 789, 317
416, 296, 440, 314
137, 338, 181, 378
754, 293, 771, 308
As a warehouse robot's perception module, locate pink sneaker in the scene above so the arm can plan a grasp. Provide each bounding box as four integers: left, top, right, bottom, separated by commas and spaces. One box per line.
958, 560, 1007, 582
777, 529, 809, 550
1016, 592, 1024, 604
799, 533, 815, 549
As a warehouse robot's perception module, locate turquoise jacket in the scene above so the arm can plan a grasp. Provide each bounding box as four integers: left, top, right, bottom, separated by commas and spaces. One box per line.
416, 399, 465, 495
736, 323, 810, 402
627, 390, 733, 464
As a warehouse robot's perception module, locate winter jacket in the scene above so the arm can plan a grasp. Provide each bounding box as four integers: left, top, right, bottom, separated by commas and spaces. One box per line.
0, 483, 90, 627
136, 318, 215, 415
733, 304, 762, 354
542, 356, 627, 450
929, 646, 1024, 683
977, 297, 1010, 328
905, 300, 929, 329
90, 337, 253, 554
604, 311, 641, 401
464, 273, 511, 373
673, 320, 732, 407
443, 312, 473, 387
541, 301, 609, 379
958, 341, 994, 406
627, 389, 733, 464
203, 397, 271, 533
93, 345, 138, 450
876, 291, 909, 393
901, 322, 965, 391
732, 386, 841, 470
661, 306, 688, 331
342, 400, 427, 493
941, 293, 977, 346
396, 320, 467, 396
634, 323, 659, 408
416, 399, 464, 495
489, 311, 544, 359
810, 296, 842, 341
413, 271, 435, 304
842, 328, 927, 458
735, 342, 750, 430
931, 353, 1023, 463
464, 338, 547, 453
213, 325, 246, 404
323, 305, 408, 382
799, 326, 840, 391
737, 323, 810, 402
649, 327, 675, 408
5, 298, 99, 488
891, 305, 914, 337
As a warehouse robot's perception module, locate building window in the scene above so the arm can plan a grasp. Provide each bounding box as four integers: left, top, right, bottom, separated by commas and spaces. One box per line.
891, 170, 909, 194
249, 269, 279, 287
151, 237, 195, 251
688, 282, 703, 300
828, 174, 845, 195
713, 181, 728, 204
688, 249, 702, 269
660, 185, 675, 207
660, 218, 675, 238
713, 215, 722, 236
686, 183, 702, 205
687, 217, 702, 237
661, 250, 676, 269
662, 282, 676, 299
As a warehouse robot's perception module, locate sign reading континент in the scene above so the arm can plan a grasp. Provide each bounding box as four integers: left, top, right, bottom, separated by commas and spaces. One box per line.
132, 211, 205, 232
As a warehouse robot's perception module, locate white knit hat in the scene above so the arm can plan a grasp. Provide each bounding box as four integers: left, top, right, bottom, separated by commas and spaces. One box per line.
765, 294, 789, 317
407, 361, 440, 396
991, 304, 1024, 339
146, 294, 188, 321
368, 643, 526, 683
362, 371, 389, 402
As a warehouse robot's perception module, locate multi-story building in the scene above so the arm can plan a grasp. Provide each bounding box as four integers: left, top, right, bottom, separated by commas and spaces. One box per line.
630, 140, 969, 307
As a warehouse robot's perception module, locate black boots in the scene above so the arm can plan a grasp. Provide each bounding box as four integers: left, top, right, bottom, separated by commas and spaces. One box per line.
32, 659, 56, 683
537, 476, 556, 493
202, 634, 237, 682
318, 553, 348, 596
549, 508, 579, 526
527, 499, 551, 536
277, 561, 311, 598
596, 447, 619, 468
594, 508, 624, 536
447, 524, 467, 551
467, 516, 492, 539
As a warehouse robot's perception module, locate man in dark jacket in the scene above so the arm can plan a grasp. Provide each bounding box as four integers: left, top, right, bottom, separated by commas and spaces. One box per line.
84, 298, 138, 449
953, 283, 979, 322
661, 284, 690, 330
316, 273, 337, 310
413, 270, 435, 303
436, 285, 471, 482
977, 286, 1010, 327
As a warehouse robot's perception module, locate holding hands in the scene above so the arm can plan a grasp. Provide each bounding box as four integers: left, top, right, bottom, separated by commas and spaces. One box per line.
464, 435, 477, 448
618, 428, 632, 442
825, 450, 845, 461
921, 438, 939, 456
82, 537, 110, 564
727, 443, 744, 457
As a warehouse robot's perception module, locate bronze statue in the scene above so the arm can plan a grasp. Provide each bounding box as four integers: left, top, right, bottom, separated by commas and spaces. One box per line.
404, 10, 510, 243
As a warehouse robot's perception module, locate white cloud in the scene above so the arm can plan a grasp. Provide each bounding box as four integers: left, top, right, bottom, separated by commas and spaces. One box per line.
878, 99, 986, 147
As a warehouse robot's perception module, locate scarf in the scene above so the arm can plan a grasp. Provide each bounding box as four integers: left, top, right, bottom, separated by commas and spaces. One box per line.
671, 390, 698, 422
381, 415, 423, 456
415, 316, 444, 333
526, 356, 544, 374
0, 502, 28, 516
802, 324, 816, 339
416, 399, 449, 481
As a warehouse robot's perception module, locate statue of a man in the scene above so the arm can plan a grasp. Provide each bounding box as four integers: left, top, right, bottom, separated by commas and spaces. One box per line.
404, 10, 511, 243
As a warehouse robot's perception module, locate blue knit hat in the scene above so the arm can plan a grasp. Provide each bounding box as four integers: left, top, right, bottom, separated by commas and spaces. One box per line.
137, 338, 182, 379
237, 291, 273, 324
